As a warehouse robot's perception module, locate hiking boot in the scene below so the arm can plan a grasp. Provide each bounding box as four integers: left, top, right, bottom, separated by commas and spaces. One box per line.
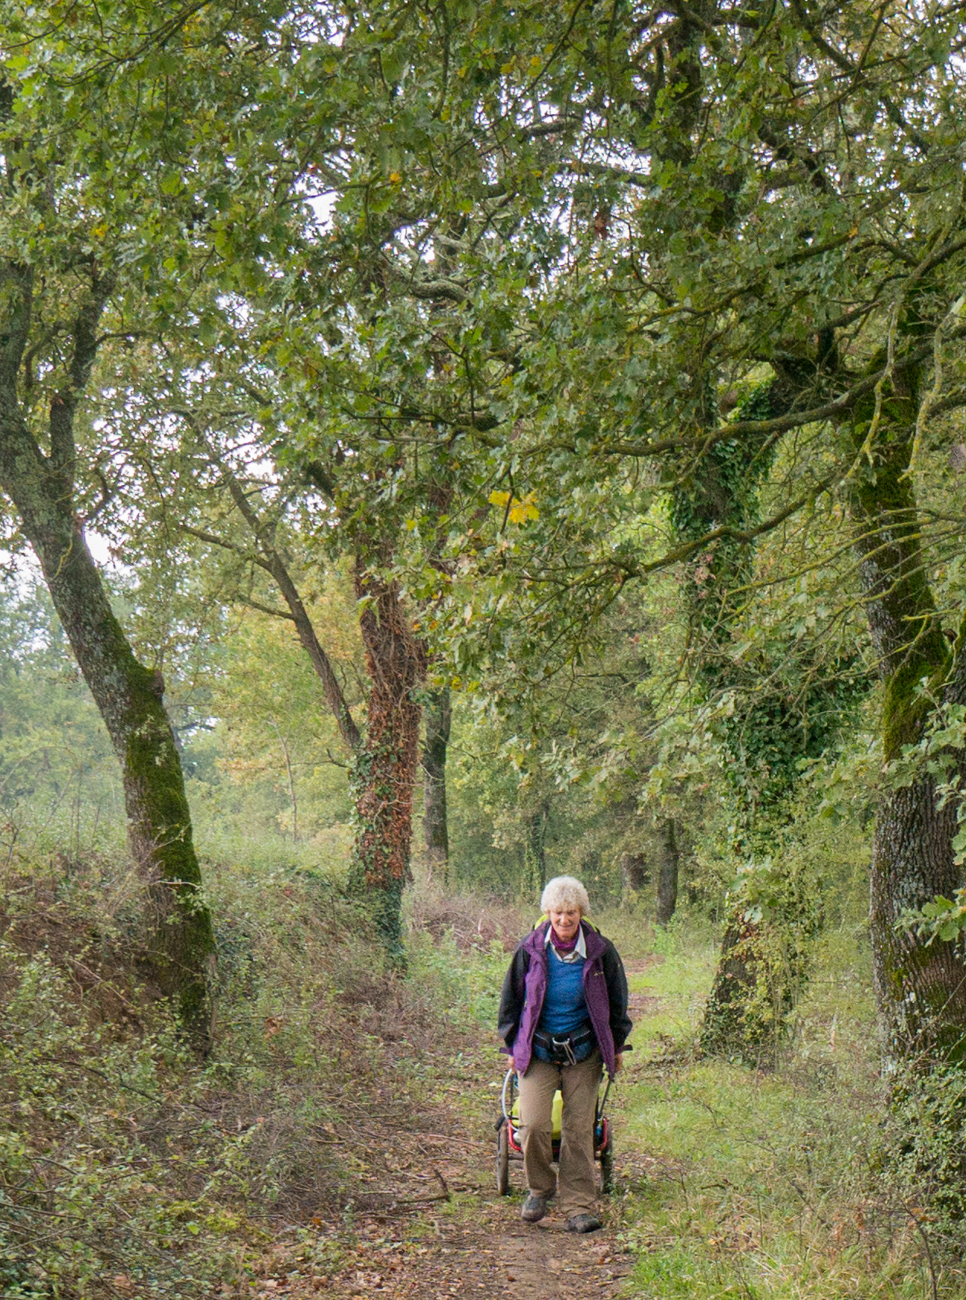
521, 1194, 548, 1223
566, 1213, 602, 1233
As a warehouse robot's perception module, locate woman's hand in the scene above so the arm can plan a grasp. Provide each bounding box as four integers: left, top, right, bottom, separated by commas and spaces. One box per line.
614, 1053, 623, 1073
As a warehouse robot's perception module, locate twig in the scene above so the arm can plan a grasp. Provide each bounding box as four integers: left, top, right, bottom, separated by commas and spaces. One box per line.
905, 1206, 939, 1300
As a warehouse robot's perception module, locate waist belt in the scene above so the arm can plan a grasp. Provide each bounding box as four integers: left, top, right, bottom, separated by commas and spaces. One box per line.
533, 1023, 596, 1066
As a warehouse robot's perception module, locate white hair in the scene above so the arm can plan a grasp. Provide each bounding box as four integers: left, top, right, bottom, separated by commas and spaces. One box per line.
540, 875, 590, 916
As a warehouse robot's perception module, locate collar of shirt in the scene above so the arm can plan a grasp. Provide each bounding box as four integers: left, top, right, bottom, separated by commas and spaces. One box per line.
545, 925, 586, 961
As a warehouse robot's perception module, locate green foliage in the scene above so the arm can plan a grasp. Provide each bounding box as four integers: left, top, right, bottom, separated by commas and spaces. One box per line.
898, 892, 966, 948
0, 583, 119, 852
0, 937, 231, 1297
5, 0, 966, 1243
885, 1061, 966, 1238
209, 609, 357, 840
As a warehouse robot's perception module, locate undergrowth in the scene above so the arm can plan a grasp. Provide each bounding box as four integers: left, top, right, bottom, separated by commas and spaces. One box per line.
0, 851, 474, 1299
6, 854, 966, 1300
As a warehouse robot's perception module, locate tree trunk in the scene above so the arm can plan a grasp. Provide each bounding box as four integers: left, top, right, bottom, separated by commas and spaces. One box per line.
620, 851, 649, 900
421, 686, 450, 884
678, 376, 828, 1058
524, 801, 549, 895
351, 560, 425, 957
869, 777, 966, 1059
699, 916, 769, 1060
47, 528, 216, 1037
851, 403, 966, 1062
12, 518, 215, 1038
202, 454, 427, 958
0, 260, 215, 1045
656, 818, 680, 925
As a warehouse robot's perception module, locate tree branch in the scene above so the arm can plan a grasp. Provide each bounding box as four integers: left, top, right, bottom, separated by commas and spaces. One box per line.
49, 268, 117, 491
201, 443, 363, 754
238, 596, 297, 622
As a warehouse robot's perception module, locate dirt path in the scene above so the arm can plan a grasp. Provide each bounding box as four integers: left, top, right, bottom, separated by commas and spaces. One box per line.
249, 960, 662, 1300
324, 1210, 635, 1299
289, 1116, 639, 1300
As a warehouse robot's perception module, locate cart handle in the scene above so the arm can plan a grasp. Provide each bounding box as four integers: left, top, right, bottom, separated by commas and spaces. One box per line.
596, 1074, 612, 1123
501, 1068, 517, 1122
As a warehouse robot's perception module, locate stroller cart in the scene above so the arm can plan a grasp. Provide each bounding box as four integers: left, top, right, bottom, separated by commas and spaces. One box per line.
495, 1066, 614, 1196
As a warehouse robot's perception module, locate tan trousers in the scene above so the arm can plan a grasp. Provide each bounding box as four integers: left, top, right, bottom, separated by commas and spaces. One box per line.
517, 1049, 601, 1217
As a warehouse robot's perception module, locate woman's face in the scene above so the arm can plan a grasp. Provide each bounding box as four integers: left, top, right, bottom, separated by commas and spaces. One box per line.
549, 906, 581, 942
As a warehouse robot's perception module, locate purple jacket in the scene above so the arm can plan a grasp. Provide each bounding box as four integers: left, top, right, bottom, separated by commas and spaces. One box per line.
497, 920, 632, 1078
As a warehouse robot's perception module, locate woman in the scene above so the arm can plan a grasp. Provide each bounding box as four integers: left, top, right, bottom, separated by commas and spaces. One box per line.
498, 875, 632, 1233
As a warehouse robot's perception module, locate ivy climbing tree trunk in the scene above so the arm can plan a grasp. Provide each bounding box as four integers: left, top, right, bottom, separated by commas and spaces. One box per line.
680, 376, 838, 1059
852, 403, 966, 1062
351, 559, 426, 956
193, 447, 428, 958
0, 261, 215, 1045
421, 686, 451, 883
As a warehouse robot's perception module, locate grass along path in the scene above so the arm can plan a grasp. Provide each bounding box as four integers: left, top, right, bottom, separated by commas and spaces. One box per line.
247, 918, 963, 1300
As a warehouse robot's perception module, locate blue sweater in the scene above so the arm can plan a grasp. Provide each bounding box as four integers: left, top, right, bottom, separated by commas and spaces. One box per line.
533, 948, 592, 1062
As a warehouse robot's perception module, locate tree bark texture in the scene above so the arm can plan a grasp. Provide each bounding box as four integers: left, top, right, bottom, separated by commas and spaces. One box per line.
524, 802, 549, 895
656, 818, 680, 926
852, 407, 966, 1062
421, 686, 450, 883
0, 263, 215, 1043
620, 851, 649, 900
351, 559, 426, 955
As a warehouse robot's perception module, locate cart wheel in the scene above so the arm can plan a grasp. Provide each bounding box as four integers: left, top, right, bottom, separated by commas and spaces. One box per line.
600, 1138, 615, 1194
496, 1121, 510, 1196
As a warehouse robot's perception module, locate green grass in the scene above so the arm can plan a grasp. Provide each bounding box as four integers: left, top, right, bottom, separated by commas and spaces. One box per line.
396, 895, 966, 1298
609, 915, 966, 1299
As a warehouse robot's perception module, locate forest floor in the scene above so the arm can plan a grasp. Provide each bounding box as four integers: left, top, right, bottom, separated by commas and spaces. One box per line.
7, 861, 956, 1300
245, 957, 666, 1300
241, 922, 959, 1300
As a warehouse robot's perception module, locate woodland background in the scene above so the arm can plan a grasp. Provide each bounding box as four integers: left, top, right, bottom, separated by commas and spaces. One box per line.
3, 1, 966, 1296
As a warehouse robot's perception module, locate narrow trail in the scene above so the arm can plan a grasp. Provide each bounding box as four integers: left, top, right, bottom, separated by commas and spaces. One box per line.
249, 956, 664, 1300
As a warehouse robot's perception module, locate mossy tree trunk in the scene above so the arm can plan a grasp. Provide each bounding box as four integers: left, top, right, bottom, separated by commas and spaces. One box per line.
421, 685, 450, 883
851, 402, 966, 1062
351, 559, 426, 957
677, 378, 815, 1058
0, 260, 215, 1044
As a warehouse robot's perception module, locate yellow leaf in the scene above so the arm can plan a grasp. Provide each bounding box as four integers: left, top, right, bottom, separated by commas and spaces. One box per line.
508, 491, 539, 523
389, 171, 402, 184
490, 488, 538, 523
